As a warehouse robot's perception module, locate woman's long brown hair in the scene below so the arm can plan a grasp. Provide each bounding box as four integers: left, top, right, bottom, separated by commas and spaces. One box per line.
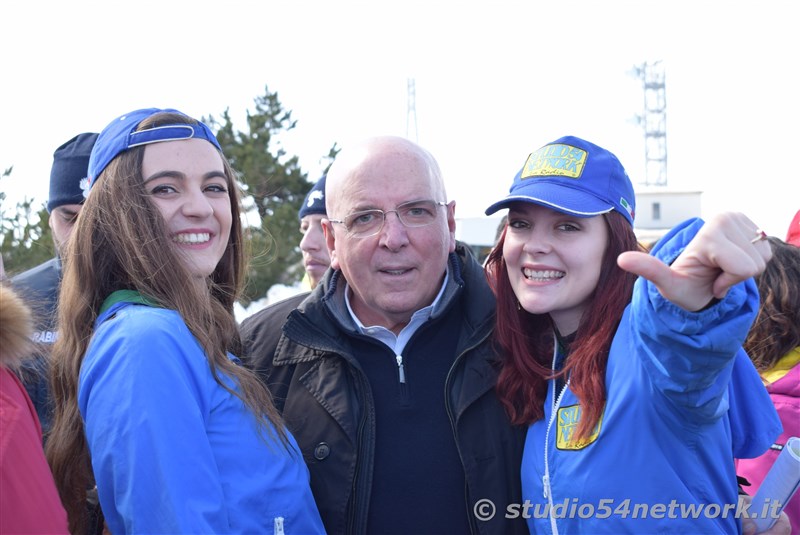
46, 112, 289, 534
743, 236, 800, 372
485, 211, 641, 440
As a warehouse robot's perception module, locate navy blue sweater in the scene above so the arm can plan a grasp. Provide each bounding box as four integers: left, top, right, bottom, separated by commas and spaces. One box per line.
350, 295, 470, 535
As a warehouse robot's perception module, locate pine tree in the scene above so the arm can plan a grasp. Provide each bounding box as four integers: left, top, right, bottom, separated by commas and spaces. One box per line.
207, 86, 336, 305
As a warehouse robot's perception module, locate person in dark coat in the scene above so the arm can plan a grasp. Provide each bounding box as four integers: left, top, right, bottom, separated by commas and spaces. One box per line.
242, 136, 527, 535
11, 132, 98, 432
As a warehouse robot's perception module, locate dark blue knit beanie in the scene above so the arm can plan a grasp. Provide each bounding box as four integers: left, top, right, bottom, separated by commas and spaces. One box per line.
298, 175, 327, 220
47, 132, 99, 212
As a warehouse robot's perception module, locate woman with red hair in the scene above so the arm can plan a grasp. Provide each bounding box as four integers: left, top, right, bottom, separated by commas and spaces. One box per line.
484, 135, 781, 534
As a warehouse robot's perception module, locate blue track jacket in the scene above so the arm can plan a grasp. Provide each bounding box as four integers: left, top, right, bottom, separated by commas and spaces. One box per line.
521, 218, 781, 534
78, 298, 325, 534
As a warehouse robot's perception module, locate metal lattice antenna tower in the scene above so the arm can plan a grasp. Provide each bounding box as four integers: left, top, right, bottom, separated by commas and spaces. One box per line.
632, 61, 668, 186
406, 77, 418, 142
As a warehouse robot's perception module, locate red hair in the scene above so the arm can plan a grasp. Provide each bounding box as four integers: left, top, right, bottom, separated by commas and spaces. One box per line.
485, 211, 641, 439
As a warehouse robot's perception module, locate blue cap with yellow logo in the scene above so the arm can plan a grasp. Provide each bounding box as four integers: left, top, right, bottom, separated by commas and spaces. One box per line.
485, 135, 635, 226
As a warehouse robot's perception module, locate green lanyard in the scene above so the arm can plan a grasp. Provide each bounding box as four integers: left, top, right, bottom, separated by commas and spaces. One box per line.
99, 289, 158, 315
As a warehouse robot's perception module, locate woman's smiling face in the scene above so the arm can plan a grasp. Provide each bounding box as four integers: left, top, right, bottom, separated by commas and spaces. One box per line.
142, 138, 232, 279
503, 202, 609, 335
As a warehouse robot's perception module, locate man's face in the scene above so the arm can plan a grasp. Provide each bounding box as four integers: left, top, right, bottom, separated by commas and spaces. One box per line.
49, 203, 82, 256
324, 142, 456, 333
299, 214, 331, 289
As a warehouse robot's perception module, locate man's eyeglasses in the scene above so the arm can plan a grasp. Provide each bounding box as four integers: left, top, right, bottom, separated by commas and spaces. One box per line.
329, 200, 448, 239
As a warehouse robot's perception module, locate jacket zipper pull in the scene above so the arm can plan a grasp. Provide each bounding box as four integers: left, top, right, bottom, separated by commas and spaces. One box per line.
543, 474, 549, 499
396, 354, 406, 383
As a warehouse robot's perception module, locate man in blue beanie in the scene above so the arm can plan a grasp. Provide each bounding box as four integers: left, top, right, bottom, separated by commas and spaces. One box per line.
11, 132, 98, 433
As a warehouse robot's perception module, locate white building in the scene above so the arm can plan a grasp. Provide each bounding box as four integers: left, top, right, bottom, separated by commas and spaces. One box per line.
634, 188, 702, 247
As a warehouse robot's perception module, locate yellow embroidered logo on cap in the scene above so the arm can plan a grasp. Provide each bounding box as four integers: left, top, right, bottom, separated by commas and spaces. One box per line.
522, 143, 587, 180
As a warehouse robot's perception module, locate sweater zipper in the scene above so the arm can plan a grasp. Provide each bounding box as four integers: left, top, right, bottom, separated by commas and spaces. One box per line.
395, 354, 406, 383
397, 353, 409, 404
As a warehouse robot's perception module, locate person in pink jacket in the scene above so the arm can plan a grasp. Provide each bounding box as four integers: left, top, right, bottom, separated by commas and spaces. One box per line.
737, 236, 800, 534
0, 280, 69, 534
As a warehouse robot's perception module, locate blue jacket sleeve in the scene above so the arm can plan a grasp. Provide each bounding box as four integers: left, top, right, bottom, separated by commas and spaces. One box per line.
727, 349, 783, 458
629, 218, 762, 423
78, 305, 232, 534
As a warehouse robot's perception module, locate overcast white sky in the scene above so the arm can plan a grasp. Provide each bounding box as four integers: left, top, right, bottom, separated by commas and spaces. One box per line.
1, 0, 797, 238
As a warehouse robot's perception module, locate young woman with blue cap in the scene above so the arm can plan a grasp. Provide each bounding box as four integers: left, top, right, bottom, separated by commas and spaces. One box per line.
484, 135, 783, 534
45, 108, 324, 534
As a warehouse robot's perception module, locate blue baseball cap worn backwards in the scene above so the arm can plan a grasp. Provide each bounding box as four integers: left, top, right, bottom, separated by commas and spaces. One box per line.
485, 135, 636, 226
86, 107, 221, 191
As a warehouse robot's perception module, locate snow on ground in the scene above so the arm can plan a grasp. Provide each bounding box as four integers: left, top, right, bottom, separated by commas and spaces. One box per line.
234, 282, 307, 323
